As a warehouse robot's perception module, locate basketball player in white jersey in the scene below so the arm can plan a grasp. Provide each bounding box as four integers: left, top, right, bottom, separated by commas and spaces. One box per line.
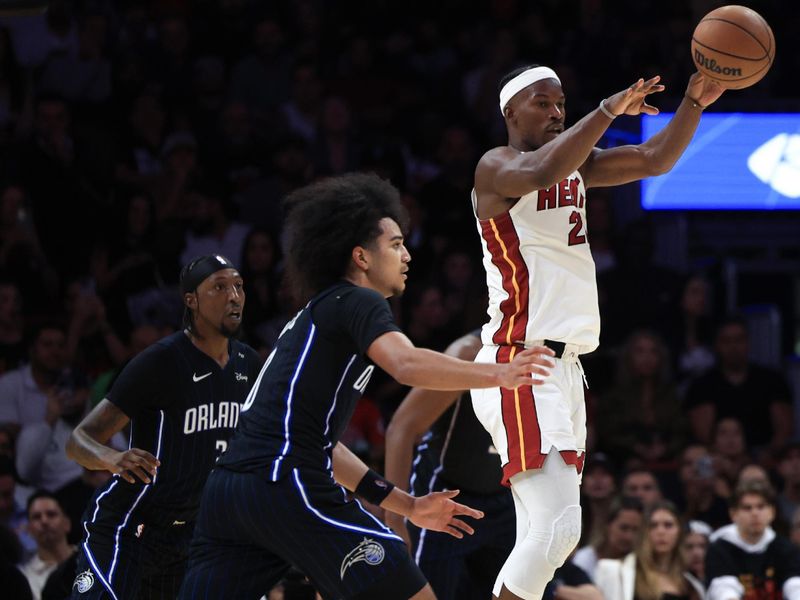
471, 66, 725, 600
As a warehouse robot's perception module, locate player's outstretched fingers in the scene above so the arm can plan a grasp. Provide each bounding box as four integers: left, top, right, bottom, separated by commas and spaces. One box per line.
444, 525, 465, 539
442, 490, 485, 521
130, 448, 160, 469
130, 466, 152, 484
116, 470, 136, 484
447, 518, 475, 537
640, 102, 660, 115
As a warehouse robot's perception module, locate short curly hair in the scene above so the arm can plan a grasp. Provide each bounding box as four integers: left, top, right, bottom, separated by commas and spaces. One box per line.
282, 172, 409, 301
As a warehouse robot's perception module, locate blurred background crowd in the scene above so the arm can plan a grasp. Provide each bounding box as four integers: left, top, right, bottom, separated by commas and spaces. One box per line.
0, 0, 799, 598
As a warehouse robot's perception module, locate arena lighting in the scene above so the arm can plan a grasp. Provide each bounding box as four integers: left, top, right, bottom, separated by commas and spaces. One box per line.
641, 113, 800, 210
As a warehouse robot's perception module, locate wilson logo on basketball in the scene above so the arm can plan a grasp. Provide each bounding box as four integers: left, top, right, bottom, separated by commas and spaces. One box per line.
692, 49, 742, 77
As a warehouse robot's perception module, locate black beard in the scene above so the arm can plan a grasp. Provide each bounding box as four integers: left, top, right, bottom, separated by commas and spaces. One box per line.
220, 322, 242, 338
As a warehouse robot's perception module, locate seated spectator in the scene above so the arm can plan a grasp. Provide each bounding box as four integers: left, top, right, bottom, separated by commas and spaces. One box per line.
706, 480, 800, 600
543, 558, 603, 600
790, 507, 800, 549
179, 178, 250, 267
778, 443, 800, 532
0, 454, 34, 558
595, 500, 704, 600
676, 444, 730, 530
737, 463, 773, 488
90, 191, 165, 329
19, 492, 75, 600
596, 330, 687, 468
622, 467, 664, 511
401, 282, 456, 352
63, 280, 128, 377
597, 219, 682, 348
0, 522, 32, 600
684, 520, 712, 585
0, 278, 25, 374
239, 227, 281, 350
0, 184, 57, 315
15, 368, 88, 495
711, 417, 752, 499
0, 322, 67, 435
664, 273, 715, 385
37, 12, 111, 106
433, 243, 488, 334
581, 453, 618, 546
40, 546, 78, 600
685, 316, 793, 460
573, 495, 645, 580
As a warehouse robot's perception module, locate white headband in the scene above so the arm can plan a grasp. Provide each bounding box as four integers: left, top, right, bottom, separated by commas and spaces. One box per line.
499, 66, 561, 116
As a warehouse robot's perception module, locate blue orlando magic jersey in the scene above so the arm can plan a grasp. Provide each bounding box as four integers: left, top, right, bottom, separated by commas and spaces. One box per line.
90, 332, 261, 525
218, 282, 401, 479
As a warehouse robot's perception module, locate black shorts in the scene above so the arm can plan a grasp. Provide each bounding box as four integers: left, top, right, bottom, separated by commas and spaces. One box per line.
70, 508, 192, 599
179, 466, 427, 600
408, 488, 515, 600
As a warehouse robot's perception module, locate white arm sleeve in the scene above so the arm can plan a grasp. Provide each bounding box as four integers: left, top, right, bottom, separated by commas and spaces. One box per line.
708, 576, 744, 600
783, 576, 800, 600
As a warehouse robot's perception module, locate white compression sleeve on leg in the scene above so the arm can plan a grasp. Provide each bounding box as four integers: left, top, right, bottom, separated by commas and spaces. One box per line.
493, 453, 581, 600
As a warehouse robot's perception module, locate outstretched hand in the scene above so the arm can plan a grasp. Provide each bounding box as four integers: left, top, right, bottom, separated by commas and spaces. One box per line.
605, 76, 665, 116
497, 345, 555, 389
685, 72, 725, 108
407, 489, 484, 539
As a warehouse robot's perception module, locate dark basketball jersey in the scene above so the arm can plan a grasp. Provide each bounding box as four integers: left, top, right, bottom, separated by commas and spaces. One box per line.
411, 391, 505, 497
87, 332, 261, 525
219, 282, 401, 479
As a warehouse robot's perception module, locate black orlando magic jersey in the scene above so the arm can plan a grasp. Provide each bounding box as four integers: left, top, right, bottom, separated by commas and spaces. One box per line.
89, 332, 260, 525
218, 282, 400, 479
412, 390, 505, 497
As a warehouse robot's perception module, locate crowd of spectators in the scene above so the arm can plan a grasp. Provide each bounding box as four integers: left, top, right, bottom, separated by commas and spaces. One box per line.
0, 1, 798, 598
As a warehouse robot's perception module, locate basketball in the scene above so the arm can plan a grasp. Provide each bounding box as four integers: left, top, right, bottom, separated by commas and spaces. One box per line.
691, 5, 774, 89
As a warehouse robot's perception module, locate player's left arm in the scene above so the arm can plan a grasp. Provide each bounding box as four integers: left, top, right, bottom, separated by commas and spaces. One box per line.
332, 442, 483, 539
580, 72, 725, 188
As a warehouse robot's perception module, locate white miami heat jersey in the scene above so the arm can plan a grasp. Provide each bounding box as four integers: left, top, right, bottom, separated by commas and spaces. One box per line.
472, 169, 599, 353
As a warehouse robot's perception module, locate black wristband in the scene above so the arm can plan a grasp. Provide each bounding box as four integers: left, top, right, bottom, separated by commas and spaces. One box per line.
355, 469, 395, 505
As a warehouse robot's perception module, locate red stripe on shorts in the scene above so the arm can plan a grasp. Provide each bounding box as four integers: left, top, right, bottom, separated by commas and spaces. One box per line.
497, 346, 545, 486
559, 450, 586, 474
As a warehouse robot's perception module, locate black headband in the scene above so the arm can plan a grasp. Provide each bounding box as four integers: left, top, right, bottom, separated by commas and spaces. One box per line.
180, 254, 236, 294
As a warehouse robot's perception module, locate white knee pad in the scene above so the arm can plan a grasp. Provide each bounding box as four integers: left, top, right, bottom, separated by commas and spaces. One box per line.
546, 504, 582, 567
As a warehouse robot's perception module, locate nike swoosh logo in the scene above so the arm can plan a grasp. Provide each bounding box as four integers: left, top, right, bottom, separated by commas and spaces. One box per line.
193, 372, 212, 382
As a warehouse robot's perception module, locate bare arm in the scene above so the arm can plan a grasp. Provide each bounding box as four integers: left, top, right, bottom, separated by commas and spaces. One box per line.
383, 334, 482, 541
332, 442, 484, 539
581, 72, 725, 188
475, 76, 664, 217
367, 331, 553, 391
66, 399, 160, 484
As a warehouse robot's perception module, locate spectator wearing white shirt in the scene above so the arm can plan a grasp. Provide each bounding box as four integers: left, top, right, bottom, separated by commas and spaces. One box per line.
0, 323, 67, 436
